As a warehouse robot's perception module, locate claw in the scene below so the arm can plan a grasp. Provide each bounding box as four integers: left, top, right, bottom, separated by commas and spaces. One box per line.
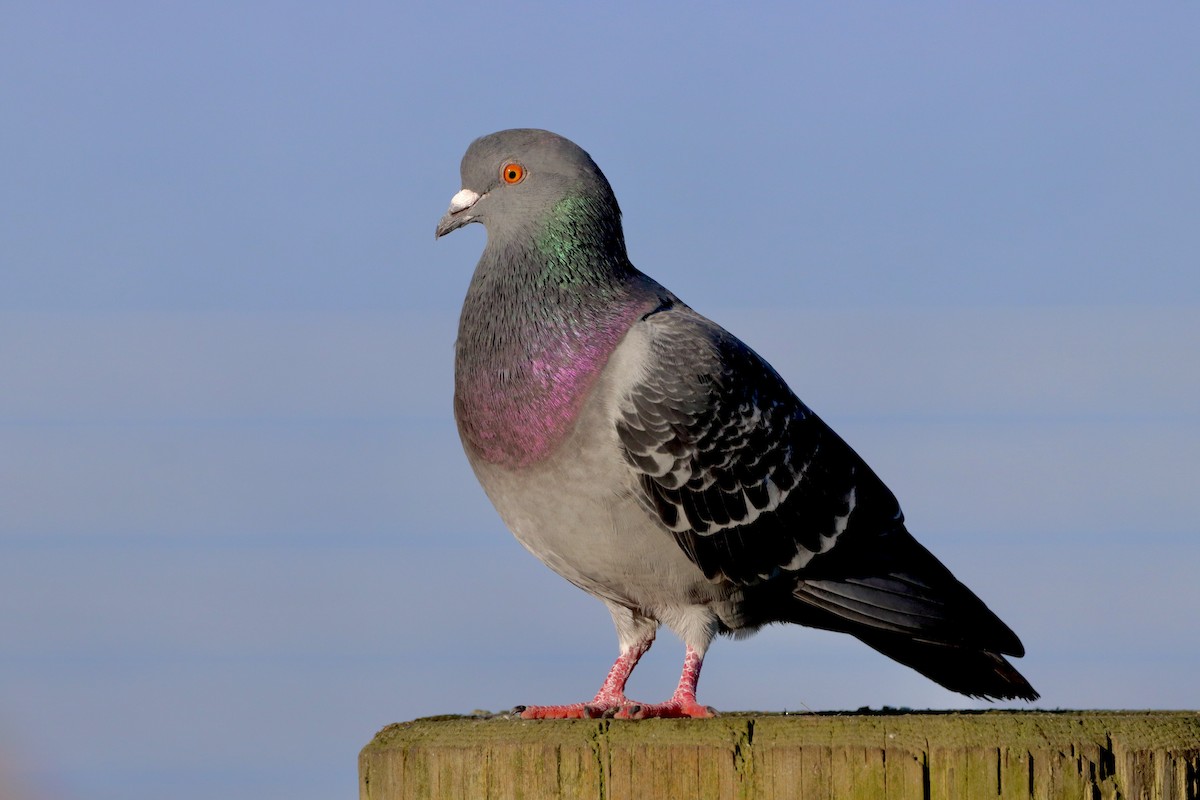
614, 704, 643, 720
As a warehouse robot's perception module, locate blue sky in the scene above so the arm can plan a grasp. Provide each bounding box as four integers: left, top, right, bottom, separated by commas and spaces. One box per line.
3, 3, 1199, 799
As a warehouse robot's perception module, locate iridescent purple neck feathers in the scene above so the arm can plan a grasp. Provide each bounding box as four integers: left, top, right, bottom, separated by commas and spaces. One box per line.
454, 296, 646, 467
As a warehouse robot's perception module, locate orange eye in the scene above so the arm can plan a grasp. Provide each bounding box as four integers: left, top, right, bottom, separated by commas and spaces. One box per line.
501, 162, 525, 184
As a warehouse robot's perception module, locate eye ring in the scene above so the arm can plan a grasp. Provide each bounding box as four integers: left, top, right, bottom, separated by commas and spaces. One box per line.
501, 162, 525, 184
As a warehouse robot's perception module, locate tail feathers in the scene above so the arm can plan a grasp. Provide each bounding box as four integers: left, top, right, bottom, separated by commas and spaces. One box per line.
749, 586, 1040, 701
789, 526, 1028, 657
784, 575, 1039, 700
734, 524, 1039, 700
857, 633, 1040, 701
752, 525, 1039, 700
793, 573, 1025, 656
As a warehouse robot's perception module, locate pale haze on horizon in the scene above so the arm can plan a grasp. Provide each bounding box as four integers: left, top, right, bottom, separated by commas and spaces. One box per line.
2, 4, 1198, 800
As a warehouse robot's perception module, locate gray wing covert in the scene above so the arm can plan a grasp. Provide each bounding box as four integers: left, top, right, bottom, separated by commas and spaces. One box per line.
615, 308, 904, 586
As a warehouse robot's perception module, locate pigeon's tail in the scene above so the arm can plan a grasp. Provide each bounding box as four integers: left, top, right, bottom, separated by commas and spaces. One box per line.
853, 633, 1039, 701
775, 589, 1041, 700
758, 526, 1039, 701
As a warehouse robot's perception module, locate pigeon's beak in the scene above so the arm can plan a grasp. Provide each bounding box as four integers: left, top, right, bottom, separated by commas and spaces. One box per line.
435, 188, 482, 239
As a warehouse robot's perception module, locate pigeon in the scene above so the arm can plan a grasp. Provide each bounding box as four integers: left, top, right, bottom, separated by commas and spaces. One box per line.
436, 129, 1038, 719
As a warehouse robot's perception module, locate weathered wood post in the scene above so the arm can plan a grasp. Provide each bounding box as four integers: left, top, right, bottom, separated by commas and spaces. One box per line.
360, 711, 1200, 800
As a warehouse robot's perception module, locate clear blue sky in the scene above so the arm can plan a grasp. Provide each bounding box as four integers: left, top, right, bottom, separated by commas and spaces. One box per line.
2, 3, 1198, 799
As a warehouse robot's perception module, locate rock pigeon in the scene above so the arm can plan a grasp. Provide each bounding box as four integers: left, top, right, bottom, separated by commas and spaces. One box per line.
436, 129, 1038, 719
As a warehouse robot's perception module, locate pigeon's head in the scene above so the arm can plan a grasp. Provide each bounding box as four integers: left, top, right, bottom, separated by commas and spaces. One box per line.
435, 129, 621, 243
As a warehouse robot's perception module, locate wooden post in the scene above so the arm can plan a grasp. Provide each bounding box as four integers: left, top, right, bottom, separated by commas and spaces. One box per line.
360, 711, 1200, 800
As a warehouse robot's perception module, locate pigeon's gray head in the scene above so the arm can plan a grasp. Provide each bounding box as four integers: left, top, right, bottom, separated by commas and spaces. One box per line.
435, 129, 622, 246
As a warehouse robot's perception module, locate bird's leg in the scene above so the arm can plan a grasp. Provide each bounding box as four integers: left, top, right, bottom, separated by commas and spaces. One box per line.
616, 644, 715, 719
517, 636, 653, 720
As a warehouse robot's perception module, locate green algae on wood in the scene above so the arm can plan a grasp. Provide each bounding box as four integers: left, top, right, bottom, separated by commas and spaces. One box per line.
360, 711, 1200, 800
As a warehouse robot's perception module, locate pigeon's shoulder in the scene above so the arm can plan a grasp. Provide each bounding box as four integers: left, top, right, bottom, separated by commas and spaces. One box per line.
613, 303, 904, 585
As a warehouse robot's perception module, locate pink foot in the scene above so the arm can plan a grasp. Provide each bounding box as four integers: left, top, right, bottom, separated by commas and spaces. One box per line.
615, 696, 716, 720
613, 644, 714, 719
517, 701, 622, 720
518, 640, 651, 720
515, 641, 717, 721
